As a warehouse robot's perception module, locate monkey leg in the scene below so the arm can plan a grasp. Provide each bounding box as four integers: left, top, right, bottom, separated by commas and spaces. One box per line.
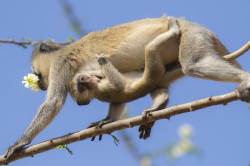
181, 55, 250, 103
88, 103, 125, 141
142, 88, 169, 117
139, 88, 169, 139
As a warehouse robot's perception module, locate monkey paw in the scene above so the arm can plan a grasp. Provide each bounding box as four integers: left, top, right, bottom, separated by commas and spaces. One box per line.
236, 79, 250, 103
97, 54, 108, 65
4, 139, 30, 159
142, 106, 162, 118
138, 121, 155, 139
87, 118, 115, 141
88, 118, 114, 129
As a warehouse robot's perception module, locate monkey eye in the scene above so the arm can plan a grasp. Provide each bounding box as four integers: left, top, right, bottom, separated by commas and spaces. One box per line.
96, 76, 103, 80
34, 73, 42, 79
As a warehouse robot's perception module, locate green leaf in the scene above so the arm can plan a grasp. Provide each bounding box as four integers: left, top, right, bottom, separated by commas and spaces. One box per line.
37, 39, 44, 43
23, 37, 31, 41
67, 37, 75, 41
110, 134, 120, 147
56, 145, 73, 155
45, 38, 55, 42
31, 42, 38, 46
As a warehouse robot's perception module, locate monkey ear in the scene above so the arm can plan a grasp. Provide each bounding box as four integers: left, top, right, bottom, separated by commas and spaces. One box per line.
39, 43, 61, 53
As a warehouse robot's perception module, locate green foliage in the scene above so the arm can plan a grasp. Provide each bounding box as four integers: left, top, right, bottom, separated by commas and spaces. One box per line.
110, 134, 120, 147
56, 145, 73, 155
23, 37, 31, 41
67, 37, 75, 42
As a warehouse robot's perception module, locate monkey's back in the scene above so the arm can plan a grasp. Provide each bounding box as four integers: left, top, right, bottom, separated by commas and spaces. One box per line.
64, 17, 180, 72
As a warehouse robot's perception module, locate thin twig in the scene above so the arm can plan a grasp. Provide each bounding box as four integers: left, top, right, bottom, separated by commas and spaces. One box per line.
0, 39, 70, 48
0, 91, 240, 165
58, 0, 86, 37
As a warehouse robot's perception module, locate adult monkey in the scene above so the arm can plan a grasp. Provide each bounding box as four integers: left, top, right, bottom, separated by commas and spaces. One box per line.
5, 16, 250, 158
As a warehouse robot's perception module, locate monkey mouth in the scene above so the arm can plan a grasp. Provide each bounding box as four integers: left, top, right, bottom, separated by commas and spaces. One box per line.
77, 100, 90, 105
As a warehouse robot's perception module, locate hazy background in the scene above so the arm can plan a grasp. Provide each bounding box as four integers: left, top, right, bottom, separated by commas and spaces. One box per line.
0, 0, 249, 165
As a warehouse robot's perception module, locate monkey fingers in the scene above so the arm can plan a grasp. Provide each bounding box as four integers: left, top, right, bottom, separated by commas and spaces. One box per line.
88, 118, 115, 129
138, 121, 155, 139
88, 118, 115, 141
142, 106, 161, 118
236, 79, 250, 103
91, 135, 103, 141
4, 141, 29, 159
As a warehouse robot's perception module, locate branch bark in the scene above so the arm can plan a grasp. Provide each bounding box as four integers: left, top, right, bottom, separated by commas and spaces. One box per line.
0, 39, 70, 48
0, 91, 240, 165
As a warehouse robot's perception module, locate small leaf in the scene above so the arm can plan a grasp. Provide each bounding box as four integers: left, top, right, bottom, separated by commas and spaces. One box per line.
56, 145, 73, 155
31, 42, 38, 46
65, 147, 73, 155
46, 38, 55, 42
23, 37, 31, 41
110, 134, 120, 147
67, 37, 75, 41
37, 39, 44, 43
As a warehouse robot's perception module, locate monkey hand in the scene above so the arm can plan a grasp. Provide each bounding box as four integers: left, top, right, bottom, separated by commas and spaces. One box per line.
4, 136, 31, 159
97, 54, 108, 65
236, 78, 250, 105
138, 121, 155, 139
88, 117, 115, 129
87, 117, 115, 141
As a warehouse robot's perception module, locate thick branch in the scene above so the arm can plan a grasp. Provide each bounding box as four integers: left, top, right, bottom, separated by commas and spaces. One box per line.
0, 91, 240, 165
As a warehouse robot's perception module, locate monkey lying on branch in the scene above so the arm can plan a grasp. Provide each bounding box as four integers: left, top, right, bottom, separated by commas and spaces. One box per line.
69, 17, 180, 140
5, 16, 250, 159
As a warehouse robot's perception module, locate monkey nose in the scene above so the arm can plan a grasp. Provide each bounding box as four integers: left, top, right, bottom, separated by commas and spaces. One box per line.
78, 75, 90, 82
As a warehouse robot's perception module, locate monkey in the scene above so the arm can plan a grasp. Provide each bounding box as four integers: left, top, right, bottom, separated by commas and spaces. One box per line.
69, 17, 180, 130
5, 16, 250, 158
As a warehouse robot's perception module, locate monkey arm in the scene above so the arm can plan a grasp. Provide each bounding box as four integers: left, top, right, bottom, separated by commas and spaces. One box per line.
98, 54, 125, 91
5, 60, 73, 159
88, 103, 125, 129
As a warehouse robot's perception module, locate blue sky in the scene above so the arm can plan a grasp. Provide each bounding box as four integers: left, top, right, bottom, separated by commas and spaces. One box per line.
0, 0, 249, 166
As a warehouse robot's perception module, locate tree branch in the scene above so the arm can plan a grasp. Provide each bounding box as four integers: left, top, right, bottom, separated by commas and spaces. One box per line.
0, 39, 70, 48
0, 91, 240, 165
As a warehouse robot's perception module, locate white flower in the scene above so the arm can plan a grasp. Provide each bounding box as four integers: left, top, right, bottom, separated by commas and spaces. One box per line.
178, 124, 193, 138
170, 146, 185, 159
22, 73, 40, 92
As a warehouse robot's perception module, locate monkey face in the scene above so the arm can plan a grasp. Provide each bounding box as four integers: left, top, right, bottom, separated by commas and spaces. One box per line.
31, 43, 62, 90
69, 74, 101, 105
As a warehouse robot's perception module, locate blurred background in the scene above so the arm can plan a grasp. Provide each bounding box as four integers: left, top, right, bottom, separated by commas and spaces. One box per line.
0, 0, 249, 166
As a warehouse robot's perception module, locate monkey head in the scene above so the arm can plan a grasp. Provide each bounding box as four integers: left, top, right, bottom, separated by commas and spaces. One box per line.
69, 73, 101, 105
31, 43, 62, 90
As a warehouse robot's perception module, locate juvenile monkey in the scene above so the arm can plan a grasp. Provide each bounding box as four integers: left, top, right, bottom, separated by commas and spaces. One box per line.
5, 16, 250, 158
70, 17, 180, 128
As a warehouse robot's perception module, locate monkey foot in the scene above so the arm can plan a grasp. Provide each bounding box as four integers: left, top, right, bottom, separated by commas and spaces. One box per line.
138, 121, 155, 139
87, 118, 115, 141
88, 118, 115, 129
236, 79, 250, 103
4, 140, 30, 159
142, 106, 160, 118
